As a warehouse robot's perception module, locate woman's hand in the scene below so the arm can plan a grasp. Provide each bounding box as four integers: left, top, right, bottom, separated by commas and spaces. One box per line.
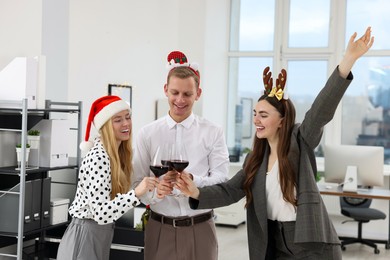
346, 26, 374, 61
162, 169, 178, 184
155, 178, 174, 199
134, 176, 159, 197
339, 26, 374, 78
175, 172, 200, 199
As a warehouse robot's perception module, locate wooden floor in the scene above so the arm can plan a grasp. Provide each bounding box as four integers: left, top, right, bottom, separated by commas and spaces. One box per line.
216, 222, 390, 260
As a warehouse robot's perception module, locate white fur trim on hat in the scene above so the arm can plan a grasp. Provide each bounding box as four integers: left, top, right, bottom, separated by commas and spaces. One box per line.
166, 60, 199, 72
93, 99, 130, 130
80, 140, 94, 152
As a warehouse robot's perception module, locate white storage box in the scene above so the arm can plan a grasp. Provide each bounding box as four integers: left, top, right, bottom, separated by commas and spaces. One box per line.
50, 198, 70, 225
34, 119, 70, 167
0, 56, 46, 109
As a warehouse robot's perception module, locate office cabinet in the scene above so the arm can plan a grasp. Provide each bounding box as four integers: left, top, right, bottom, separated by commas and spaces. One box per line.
0, 99, 82, 260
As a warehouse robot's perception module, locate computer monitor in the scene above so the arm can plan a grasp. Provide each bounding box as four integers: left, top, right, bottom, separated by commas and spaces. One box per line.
324, 144, 384, 189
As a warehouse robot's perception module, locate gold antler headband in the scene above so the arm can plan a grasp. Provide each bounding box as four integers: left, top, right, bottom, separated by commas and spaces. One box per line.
262, 66, 288, 101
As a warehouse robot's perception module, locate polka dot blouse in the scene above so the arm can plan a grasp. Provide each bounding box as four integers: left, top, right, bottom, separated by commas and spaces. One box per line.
69, 138, 140, 224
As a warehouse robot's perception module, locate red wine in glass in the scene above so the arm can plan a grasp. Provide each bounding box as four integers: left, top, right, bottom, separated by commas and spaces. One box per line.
161, 160, 173, 171
170, 160, 189, 172
150, 145, 170, 177
149, 165, 169, 177
170, 143, 189, 173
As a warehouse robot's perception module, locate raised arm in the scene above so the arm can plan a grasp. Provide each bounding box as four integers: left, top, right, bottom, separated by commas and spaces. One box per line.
339, 27, 374, 78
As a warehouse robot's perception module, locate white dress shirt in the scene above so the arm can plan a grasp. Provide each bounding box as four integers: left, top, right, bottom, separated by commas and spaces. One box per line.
133, 113, 230, 217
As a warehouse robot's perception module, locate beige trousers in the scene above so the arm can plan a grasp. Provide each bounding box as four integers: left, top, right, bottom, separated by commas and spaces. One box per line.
144, 217, 218, 260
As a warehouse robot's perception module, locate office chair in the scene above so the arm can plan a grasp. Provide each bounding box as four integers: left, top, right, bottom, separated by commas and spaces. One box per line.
339, 196, 386, 254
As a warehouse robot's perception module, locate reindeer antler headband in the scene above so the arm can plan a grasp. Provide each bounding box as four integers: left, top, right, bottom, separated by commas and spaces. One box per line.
262, 66, 288, 101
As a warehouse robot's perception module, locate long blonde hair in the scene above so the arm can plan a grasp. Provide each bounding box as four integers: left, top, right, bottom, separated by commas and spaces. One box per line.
100, 119, 133, 199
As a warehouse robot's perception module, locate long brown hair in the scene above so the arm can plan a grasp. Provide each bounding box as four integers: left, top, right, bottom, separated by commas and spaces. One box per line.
243, 94, 297, 207
100, 119, 133, 200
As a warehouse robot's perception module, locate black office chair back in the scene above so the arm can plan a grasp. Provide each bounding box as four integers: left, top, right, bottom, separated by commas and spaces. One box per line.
340, 197, 371, 209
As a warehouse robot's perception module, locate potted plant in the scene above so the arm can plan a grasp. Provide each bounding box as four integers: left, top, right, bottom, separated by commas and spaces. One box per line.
16, 143, 31, 169
27, 129, 40, 149
240, 147, 252, 161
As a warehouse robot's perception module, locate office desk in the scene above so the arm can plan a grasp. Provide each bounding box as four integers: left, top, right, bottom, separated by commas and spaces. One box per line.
318, 184, 390, 249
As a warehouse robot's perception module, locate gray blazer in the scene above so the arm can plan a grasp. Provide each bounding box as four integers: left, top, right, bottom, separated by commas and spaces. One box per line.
190, 67, 352, 259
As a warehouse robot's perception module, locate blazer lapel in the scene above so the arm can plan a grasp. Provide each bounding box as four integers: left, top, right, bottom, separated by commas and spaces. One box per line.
252, 149, 269, 234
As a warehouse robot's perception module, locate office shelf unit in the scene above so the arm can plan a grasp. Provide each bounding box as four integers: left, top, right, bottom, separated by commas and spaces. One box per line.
0, 99, 82, 260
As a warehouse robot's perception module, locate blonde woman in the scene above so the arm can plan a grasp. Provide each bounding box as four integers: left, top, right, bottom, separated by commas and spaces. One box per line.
57, 95, 158, 260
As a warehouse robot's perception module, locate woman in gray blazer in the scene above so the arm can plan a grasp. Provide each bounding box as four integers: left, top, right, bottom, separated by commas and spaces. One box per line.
174, 27, 374, 259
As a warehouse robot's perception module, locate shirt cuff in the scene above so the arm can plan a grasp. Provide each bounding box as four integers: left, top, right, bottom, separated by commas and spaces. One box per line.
191, 173, 202, 187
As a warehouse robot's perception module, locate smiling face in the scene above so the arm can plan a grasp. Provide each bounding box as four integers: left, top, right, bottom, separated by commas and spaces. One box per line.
164, 76, 202, 123
253, 99, 283, 143
111, 109, 131, 145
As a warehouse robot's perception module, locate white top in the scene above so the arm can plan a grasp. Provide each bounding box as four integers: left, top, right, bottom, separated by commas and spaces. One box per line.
133, 113, 229, 217
266, 160, 297, 221
69, 139, 140, 224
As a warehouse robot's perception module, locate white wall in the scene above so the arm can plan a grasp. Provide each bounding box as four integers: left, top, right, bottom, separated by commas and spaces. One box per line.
0, 0, 43, 167
0, 0, 230, 154
0, 0, 42, 69
66, 0, 229, 144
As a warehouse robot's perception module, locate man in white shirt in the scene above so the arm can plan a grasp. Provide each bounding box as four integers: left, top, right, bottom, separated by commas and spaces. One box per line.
133, 50, 229, 260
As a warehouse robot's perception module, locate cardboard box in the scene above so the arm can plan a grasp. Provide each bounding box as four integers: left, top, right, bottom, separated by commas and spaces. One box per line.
33, 119, 70, 167
50, 198, 70, 225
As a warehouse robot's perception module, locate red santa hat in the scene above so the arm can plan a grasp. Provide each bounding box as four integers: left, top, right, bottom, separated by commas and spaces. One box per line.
166, 50, 200, 78
80, 95, 130, 152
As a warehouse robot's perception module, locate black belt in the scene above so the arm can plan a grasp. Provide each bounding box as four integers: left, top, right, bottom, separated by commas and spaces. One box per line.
150, 211, 213, 227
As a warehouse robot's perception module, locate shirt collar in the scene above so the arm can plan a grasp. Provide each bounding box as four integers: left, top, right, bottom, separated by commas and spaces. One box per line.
165, 113, 195, 129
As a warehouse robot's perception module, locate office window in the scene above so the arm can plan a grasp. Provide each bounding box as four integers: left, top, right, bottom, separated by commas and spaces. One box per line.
341, 0, 390, 163
288, 0, 330, 48
345, 0, 390, 50
227, 57, 273, 151
227, 0, 390, 163
287, 61, 327, 123
230, 0, 275, 51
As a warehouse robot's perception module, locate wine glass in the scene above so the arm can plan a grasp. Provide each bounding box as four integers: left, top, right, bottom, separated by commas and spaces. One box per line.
170, 143, 189, 172
169, 143, 189, 196
160, 143, 172, 171
149, 145, 170, 178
